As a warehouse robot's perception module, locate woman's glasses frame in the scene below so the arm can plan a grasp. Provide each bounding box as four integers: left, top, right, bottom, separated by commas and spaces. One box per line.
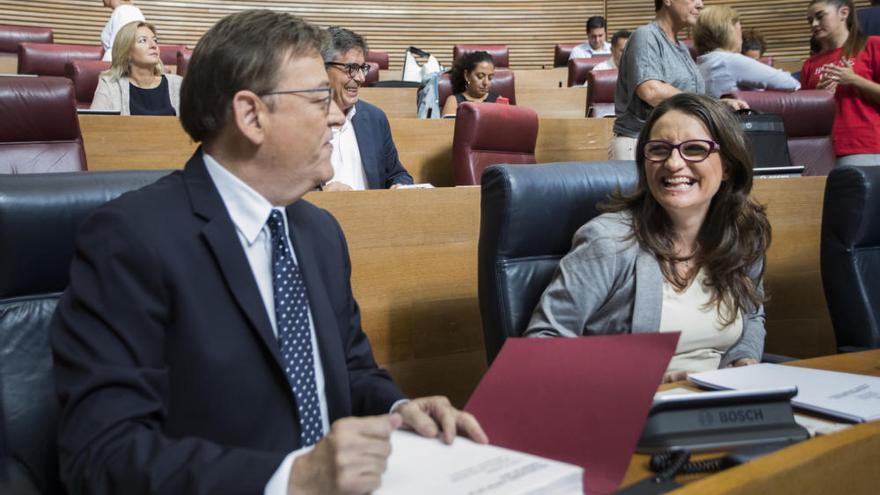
643, 139, 721, 163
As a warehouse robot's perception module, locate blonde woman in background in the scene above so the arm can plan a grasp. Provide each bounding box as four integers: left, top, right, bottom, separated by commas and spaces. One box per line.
92, 21, 182, 116
695, 5, 800, 98
101, 0, 145, 61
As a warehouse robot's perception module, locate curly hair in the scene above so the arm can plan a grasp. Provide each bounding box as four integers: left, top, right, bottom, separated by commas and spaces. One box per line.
449, 50, 494, 95
605, 93, 771, 325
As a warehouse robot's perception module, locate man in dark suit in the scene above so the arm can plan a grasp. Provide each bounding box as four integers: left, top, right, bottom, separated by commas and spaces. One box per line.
321, 27, 415, 191
51, 10, 485, 495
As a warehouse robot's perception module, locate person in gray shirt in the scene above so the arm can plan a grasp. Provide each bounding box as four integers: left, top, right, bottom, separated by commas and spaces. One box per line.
612, 0, 747, 160
695, 6, 800, 98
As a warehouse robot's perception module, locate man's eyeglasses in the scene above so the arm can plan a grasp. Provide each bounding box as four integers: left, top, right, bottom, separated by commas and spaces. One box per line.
257, 87, 335, 114
643, 139, 721, 163
326, 62, 371, 78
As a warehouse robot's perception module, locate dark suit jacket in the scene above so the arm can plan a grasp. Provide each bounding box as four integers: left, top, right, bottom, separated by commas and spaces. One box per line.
351, 100, 414, 189
50, 151, 405, 494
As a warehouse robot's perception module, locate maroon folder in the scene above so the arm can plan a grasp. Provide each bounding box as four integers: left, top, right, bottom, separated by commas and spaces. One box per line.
465, 333, 679, 494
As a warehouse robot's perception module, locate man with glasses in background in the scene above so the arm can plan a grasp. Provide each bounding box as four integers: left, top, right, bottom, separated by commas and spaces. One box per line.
321, 27, 414, 191
51, 10, 485, 495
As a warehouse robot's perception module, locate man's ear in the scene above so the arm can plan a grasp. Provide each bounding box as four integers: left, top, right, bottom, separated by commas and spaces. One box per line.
230, 90, 267, 146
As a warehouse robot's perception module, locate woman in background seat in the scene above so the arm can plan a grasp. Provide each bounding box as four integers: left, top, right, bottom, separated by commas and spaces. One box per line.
695, 6, 800, 98
101, 0, 145, 61
526, 93, 771, 382
441, 51, 499, 117
92, 21, 182, 116
801, 0, 880, 166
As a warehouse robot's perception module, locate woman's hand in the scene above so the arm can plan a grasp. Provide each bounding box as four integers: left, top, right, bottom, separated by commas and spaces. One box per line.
727, 357, 758, 367
719, 98, 750, 111
662, 370, 688, 383
821, 59, 861, 87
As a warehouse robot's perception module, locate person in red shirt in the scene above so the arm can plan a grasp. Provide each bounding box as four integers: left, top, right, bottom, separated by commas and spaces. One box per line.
801, 0, 880, 165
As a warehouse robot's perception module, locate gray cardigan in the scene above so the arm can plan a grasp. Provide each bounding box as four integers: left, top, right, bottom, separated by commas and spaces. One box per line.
90, 73, 183, 116
524, 211, 766, 367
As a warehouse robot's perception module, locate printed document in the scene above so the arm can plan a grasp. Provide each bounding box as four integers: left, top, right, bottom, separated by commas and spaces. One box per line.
689, 363, 880, 423
376, 430, 584, 495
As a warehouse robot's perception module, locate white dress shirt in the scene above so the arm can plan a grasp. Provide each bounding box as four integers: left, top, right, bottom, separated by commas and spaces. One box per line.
569, 41, 612, 60
329, 105, 368, 190
202, 152, 328, 495
101, 5, 145, 61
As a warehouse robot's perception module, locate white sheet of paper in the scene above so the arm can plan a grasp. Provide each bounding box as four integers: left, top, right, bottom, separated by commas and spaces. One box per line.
375, 431, 584, 495
689, 363, 880, 422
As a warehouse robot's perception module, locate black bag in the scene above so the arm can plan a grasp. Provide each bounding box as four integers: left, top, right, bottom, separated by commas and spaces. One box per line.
736, 109, 792, 168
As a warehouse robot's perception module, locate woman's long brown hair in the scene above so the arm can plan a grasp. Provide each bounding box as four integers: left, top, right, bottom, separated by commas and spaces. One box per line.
605, 93, 772, 325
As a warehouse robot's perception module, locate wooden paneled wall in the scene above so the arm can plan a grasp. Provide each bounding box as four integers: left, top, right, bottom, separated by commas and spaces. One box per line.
0, 1, 871, 69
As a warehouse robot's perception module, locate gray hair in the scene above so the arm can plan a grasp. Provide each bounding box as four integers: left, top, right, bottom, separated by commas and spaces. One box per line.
321, 26, 368, 62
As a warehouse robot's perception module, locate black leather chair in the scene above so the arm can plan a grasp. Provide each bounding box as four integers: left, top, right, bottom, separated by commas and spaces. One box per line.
0, 170, 169, 494
478, 161, 638, 363
821, 166, 880, 352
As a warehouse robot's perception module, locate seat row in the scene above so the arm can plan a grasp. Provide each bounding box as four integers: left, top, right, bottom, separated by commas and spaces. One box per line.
0, 74, 840, 177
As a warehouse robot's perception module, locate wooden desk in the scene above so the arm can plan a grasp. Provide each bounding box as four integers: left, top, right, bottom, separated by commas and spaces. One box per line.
0, 53, 16, 74
621, 350, 880, 494
79, 115, 614, 185
378, 68, 569, 91
358, 86, 587, 118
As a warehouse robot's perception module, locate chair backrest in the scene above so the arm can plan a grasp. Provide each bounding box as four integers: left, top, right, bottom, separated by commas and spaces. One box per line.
820, 166, 880, 352
17, 42, 103, 77
586, 68, 618, 118
0, 76, 86, 173
452, 102, 538, 186
159, 44, 186, 67
478, 161, 638, 362
176, 47, 193, 76
364, 61, 380, 87
0, 24, 53, 55
731, 90, 836, 176
554, 43, 579, 68
365, 50, 389, 70
453, 44, 509, 68
64, 59, 110, 107
437, 68, 516, 108
0, 170, 170, 494
567, 55, 611, 87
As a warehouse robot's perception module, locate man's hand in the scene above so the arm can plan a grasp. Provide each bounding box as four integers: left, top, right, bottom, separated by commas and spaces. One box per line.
394, 396, 489, 445
322, 181, 353, 192
289, 414, 401, 495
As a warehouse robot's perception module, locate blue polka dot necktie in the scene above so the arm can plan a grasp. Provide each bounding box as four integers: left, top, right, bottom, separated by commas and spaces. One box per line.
267, 210, 323, 447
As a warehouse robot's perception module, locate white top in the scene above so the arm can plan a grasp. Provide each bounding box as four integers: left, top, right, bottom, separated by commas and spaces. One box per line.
329, 105, 367, 190
202, 152, 328, 495
569, 41, 612, 60
697, 51, 801, 98
659, 268, 744, 374
581, 58, 617, 87
592, 58, 617, 72
101, 4, 146, 61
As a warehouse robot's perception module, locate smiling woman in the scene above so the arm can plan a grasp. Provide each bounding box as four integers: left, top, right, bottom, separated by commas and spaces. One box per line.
91, 21, 183, 115
525, 93, 771, 383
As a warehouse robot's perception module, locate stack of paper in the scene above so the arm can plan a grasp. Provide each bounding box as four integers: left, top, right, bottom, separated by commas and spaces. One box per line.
689, 363, 880, 423
376, 431, 584, 495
